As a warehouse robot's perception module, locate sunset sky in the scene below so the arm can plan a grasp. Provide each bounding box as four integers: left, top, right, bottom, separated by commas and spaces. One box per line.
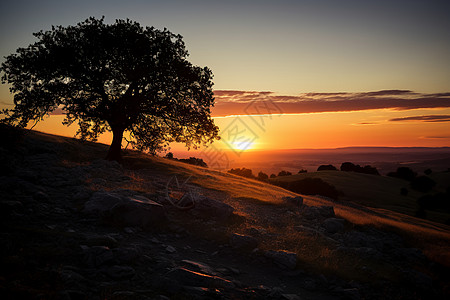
1, 0, 449, 156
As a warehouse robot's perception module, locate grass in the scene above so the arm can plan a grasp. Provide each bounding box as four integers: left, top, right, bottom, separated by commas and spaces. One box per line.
270, 170, 450, 224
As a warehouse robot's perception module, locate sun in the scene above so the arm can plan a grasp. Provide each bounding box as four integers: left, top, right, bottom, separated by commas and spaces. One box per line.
229, 140, 255, 151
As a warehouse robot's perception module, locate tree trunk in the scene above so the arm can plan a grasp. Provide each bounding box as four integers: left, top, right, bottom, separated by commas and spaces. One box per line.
106, 127, 124, 162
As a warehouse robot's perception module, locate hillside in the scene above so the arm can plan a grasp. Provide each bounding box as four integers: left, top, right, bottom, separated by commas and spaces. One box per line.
270, 171, 450, 224
1, 125, 450, 299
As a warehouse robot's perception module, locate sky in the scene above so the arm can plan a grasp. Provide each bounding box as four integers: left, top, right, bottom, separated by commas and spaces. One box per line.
0, 0, 449, 158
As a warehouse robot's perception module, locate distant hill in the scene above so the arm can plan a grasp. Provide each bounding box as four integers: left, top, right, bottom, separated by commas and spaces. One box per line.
270, 170, 450, 225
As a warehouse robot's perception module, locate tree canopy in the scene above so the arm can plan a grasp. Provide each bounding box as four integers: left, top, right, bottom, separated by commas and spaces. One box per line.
0, 17, 219, 161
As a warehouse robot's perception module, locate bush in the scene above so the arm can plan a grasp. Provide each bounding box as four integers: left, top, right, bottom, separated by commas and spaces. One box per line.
298, 169, 308, 173
410, 176, 436, 193
270, 174, 276, 178
275, 177, 342, 200
340, 162, 379, 175
257, 171, 269, 181
317, 164, 337, 171
277, 170, 292, 176
387, 167, 417, 181
178, 157, 207, 167
228, 168, 254, 178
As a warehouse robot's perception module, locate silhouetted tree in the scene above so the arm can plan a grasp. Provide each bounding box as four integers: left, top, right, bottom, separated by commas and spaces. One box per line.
424, 168, 432, 175
0, 17, 219, 161
165, 152, 174, 159
298, 169, 308, 173
257, 171, 269, 181
387, 167, 417, 182
340, 162, 379, 175
270, 174, 276, 178
178, 157, 207, 168
274, 177, 342, 200
317, 164, 337, 171
410, 176, 436, 193
277, 170, 292, 176
228, 168, 254, 178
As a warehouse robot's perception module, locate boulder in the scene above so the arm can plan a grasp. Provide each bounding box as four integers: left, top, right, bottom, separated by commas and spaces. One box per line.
303, 205, 335, 220
192, 195, 234, 221
168, 267, 235, 289
282, 196, 303, 208
83, 191, 124, 214
265, 250, 297, 270
322, 218, 345, 234
230, 233, 259, 251
104, 265, 136, 280
109, 197, 167, 230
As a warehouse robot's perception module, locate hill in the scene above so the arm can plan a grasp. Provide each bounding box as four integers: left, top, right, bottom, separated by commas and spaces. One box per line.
1, 125, 450, 299
270, 170, 450, 224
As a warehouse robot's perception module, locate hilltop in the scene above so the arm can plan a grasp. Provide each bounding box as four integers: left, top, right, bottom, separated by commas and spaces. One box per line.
1, 125, 450, 299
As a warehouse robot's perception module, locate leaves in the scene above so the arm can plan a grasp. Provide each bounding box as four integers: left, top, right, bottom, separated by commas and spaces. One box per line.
1, 17, 219, 154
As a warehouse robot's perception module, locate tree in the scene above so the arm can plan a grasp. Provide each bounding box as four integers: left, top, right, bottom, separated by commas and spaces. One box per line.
257, 171, 269, 181
0, 17, 219, 161
277, 170, 292, 176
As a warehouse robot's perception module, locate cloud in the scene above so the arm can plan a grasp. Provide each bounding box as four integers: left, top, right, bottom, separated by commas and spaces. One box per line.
423, 135, 450, 139
212, 90, 450, 116
389, 115, 450, 122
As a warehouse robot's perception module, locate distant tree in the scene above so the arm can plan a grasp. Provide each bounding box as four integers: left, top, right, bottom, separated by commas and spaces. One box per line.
387, 167, 417, 182
257, 171, 269, 181
424, 168, 432, 175
317, 164, 337, 171
178, 157, 207, 168
165, 152, 174, 159
0, 17, 219, 161
400, 187, 409, 196
228, 168, 254, 178
270, 173, 277, 178
277, 170, 292, 176
410, 176, 436, 193
340, 162, 379, 175
274, 177, 342, 200
298, 169, 308, 173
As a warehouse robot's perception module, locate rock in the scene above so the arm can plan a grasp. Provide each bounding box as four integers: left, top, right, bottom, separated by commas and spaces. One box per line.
113, 247, 141, 263
166, 245, 176, 253
192, 195, 234, 221
282, 294, 302, 300
82, 245, 114, 267
85, 234, 118, 248
181, 260, 218, 276
265, 250, 297, 270
108, 197, 167, 230
33, 191, 50, 202
105, 265, 136, 280
230, 233, 259, 251
282, 196, 303, 207
322, 218, 345, 234
168, 267, 235, 289
302, 205, 335, 220
83, 191, 124, 214
343, 231, 382, 250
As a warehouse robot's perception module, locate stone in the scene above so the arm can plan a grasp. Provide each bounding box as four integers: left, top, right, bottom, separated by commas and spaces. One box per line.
108, 197, 167, 230
230, 233, 259, 251
265, 250, 297, 270
191, 195, 234, 221
83, 191, 124, 214
105, 265, 136, 280
168, 267, 235, 289
85, 235, 118, 248
282, 196, 303, 208
322, 218, 345, 234
82, 245, 114, 267
166, 245, 176, 253
282, 294, 302, 300
181, 260, 218, 276
113, 247, 141, 263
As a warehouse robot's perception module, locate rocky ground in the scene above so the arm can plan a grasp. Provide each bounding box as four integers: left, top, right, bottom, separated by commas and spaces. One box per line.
0, 126, 449, 299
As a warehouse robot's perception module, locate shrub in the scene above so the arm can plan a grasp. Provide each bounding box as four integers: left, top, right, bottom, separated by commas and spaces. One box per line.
228, 168, 254, 178
277, 170, 292, 176
275, 177, 342, 200
178, 157, 207, 168
317, 164, 337, 171
257, 171, 269, 181
340, 162, 379, 175
410, 176, 436, 193
387, 167, 417, 181
270, 174, 276, 178
298, 169, 308, 173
